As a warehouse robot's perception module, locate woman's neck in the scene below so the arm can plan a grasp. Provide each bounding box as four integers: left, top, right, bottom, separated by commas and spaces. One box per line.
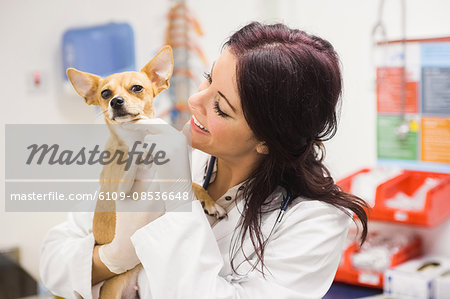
207, 154, 260, 201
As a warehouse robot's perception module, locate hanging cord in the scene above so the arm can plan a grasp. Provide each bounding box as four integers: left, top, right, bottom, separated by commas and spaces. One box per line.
370, 0, 387, 68
371, 0, 387, 43
396, 0, 410, 140
372, 0, 409, 140
371, 0, 387, 110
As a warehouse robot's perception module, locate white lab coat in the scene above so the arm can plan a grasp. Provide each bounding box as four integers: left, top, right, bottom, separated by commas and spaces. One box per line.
40, 150, 352, 299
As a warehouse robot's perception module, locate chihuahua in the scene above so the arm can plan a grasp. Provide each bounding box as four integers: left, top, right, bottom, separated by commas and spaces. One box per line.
67, 46, 225, 298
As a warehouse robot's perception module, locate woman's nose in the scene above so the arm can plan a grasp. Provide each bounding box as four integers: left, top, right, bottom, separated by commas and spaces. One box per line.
188, 80, 210, 114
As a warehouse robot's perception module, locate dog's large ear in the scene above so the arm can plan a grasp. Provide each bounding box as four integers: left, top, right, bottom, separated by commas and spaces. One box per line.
141, 46, 174, 96
66, 68, 101, 105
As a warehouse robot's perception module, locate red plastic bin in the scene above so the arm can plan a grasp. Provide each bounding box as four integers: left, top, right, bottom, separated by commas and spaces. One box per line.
334, 236, 422, 288
337, 169, 450, 227
372, 170, 450, 227
336, 168, 373, 222
337, 168, 371, 192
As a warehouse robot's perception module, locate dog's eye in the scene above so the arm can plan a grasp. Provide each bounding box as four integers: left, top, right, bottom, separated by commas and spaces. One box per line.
130, 85, 143, 93
101, 89, 112, 99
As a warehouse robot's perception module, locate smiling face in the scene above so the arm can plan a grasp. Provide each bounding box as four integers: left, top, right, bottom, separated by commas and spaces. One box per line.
188, 48, 263, 162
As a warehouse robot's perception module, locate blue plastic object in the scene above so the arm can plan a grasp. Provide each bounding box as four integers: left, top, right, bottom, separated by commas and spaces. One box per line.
62, 22, 136, 79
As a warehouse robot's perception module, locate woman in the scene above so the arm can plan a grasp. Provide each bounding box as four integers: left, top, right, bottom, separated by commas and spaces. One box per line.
40, 22, 367, 298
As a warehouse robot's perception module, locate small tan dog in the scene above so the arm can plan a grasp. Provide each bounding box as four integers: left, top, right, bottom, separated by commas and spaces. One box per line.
67, 46, 225, 298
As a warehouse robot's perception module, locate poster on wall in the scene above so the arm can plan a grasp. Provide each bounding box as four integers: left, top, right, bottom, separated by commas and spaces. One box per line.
377, 115, 419, 161
375, 38, 450, 172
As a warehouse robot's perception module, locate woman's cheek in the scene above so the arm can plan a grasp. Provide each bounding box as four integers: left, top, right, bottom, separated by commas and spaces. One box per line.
207, 117, 226, 137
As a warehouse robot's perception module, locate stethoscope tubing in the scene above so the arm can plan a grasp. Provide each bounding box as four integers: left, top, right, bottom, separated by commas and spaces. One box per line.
203, 156, 217, 190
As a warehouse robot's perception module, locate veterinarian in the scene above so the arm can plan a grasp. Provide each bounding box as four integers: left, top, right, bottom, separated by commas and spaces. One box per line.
40, 22, 368, 298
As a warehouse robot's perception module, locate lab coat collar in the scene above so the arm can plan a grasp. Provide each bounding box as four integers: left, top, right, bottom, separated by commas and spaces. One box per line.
211, 185, 285, 243
211, 188, 246, 240
191, 150, 245, 237
191, 150, 284, 242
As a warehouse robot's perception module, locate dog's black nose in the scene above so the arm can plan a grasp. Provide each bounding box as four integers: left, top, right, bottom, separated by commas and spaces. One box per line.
110, 97, 125, 109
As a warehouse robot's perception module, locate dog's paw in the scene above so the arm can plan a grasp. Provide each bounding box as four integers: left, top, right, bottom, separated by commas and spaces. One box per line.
192, 183, 227, 219
201, 200, 227, 219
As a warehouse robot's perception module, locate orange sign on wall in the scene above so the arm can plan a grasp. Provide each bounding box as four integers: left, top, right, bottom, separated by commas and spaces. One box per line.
421, 117, 450, 164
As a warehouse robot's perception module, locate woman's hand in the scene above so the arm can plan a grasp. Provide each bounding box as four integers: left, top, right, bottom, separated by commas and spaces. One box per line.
98, 208, 164, 274
98, 118, 194, 274
134, 117, 195, 213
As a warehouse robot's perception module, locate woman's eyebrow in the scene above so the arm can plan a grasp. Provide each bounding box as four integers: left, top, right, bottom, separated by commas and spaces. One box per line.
218, 91, 236, 113
210, 62, 237, 113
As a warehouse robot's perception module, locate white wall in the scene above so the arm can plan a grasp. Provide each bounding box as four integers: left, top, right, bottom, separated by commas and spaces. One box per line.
0, 0, 449, 282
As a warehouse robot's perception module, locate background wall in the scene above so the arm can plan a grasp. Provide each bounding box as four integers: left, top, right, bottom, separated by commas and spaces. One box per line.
0, 0, 449, 282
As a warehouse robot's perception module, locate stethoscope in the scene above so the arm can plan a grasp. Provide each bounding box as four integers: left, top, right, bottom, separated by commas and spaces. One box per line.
203, 156, 293, 224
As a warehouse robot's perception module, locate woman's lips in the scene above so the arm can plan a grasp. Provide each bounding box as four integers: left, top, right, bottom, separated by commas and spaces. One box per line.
191, 115, 210, 133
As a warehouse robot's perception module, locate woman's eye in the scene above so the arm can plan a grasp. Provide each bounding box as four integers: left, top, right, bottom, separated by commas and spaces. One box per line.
101, 89, 112, 99
203, 72, 212, 84
130, 85, 143, 93
214, 101, 229, 118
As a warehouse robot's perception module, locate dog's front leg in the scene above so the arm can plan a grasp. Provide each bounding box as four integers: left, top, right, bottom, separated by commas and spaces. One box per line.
116, 162, 140, 195
117, 143, 156, 195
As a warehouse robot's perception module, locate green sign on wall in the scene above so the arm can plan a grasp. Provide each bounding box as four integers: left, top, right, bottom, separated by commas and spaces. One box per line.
377, 115, 419, 160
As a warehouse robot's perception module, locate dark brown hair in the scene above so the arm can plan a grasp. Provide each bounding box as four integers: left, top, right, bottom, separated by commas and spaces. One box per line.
224, 22, 368, 274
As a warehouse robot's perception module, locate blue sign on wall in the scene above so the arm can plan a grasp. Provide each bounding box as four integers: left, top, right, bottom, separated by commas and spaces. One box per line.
62, 22, 136, 79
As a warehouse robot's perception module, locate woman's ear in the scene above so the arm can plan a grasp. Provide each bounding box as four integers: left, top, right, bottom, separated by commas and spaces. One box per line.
256, 142, 269, 155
